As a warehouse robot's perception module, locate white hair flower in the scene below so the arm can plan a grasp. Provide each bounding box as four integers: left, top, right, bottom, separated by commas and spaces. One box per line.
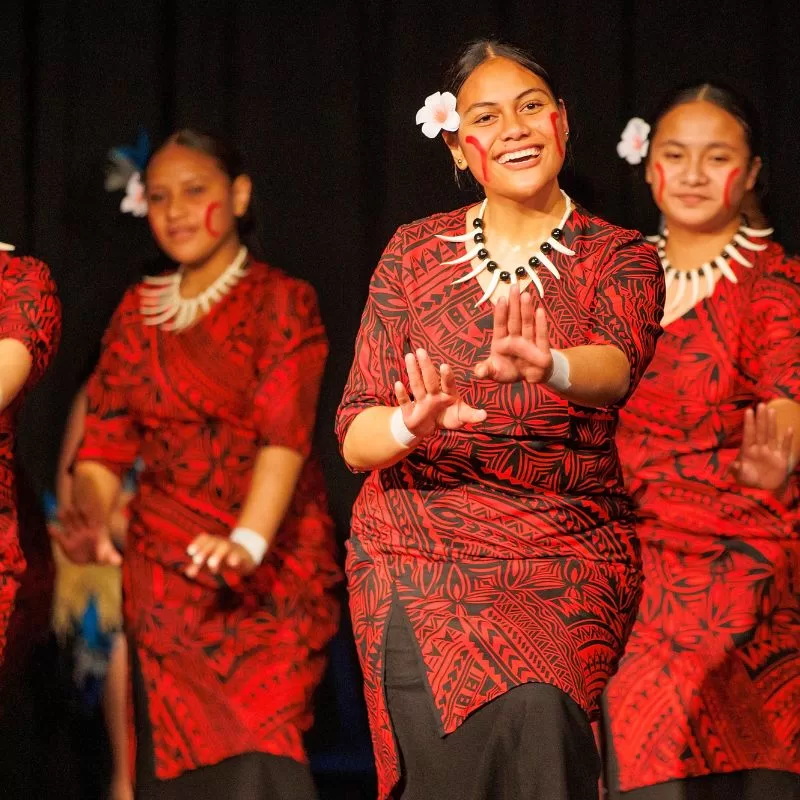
617, 117, 651, 165
120, 171, 148, 217
415, 91, 460, 139
0, 242, 14, 252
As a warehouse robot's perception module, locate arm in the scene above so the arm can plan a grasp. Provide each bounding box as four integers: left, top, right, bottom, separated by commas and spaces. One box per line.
54, 384, 88, 510
474, 240, 664, 408
0, 255, 61, 409
187, 279, 328, 578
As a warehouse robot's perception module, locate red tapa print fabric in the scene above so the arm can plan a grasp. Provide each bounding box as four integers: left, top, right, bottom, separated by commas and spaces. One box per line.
0, 253, 60, 669
78, 261, 341, 780
336, 205, 665, 799
606, 240, 800, 792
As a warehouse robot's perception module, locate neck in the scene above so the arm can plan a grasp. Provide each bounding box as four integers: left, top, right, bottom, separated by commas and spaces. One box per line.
180, 235, 244, 296
663, 215, 741, 271
483, 181, 565, 243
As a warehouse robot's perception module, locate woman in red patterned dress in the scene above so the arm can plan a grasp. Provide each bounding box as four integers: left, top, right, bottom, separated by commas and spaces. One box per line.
336, 41, 665, 800
603, 85, 800, 799
0, 246, 61, 675
54, 131, 341, 800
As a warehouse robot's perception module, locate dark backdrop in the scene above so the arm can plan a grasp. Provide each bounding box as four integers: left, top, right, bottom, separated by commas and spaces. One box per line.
1, 0, 799, 781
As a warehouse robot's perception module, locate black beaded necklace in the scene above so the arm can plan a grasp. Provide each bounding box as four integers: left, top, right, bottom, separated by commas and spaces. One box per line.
437, 191, 575, 305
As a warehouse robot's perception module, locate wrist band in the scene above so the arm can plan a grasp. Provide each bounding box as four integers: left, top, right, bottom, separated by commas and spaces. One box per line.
230, 527, 268, 565
390, 407, 419, 447
546, 350, 572, 392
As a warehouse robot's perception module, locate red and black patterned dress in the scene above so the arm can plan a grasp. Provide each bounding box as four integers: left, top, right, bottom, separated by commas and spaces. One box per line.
336, 204, 665, 799
77, 259, 341, 786
605, 240, 800, 794
0, 252, 61, 673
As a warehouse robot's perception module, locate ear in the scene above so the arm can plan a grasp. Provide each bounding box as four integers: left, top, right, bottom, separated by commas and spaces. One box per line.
644, 158, 654, 186
745, 156, 762, 192
443, 131, 468, 170
557, 99, 569, 135
232, 174, 253, 218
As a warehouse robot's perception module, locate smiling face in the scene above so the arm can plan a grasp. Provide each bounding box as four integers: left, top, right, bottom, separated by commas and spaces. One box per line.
446, 56, 567, 203
145, 142, 251, 267
646, 100, 761, 232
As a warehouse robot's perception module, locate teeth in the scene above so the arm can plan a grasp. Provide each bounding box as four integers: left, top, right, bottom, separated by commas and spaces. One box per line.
498, 147, 542, 164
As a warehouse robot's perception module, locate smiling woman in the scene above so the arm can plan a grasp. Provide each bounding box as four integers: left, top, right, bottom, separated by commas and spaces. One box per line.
53, 130, 341, 800
336, 39, 665, 800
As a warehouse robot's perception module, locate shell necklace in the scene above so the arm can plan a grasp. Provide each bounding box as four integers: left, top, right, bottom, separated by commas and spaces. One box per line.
648, 223, 772, 313
437, 191, 575, 305
140, 246, 249, 331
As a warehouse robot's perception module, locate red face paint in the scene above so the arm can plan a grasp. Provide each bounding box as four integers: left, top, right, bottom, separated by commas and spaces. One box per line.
654, 163, 666, 204
204, 201, 221, 237
723, 167, 742, 209
465, 136, 490, 183
549, 112, 564, 157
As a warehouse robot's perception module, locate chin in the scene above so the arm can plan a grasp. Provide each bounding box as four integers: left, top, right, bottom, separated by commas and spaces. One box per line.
663, 206, 727, 232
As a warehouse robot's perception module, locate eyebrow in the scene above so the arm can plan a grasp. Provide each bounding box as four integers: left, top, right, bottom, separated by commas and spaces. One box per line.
659, 139, 737, 150
464, 88, 549, 115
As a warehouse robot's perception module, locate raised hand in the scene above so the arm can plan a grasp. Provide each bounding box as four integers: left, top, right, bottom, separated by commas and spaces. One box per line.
395, 348, 486, 439
474, 285, 553, 384
730, 403, 795, 491
185, 533, 258, 579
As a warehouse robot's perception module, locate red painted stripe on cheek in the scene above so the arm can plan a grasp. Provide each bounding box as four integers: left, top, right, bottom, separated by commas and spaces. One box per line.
723, 167, 742, 209
654, 163, 666, 203
205, 201, 221, 237
465, 136, 490, 183
550, 112, 564, 157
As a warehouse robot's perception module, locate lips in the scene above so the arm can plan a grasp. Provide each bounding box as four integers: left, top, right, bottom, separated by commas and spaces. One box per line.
167, 227, 198, 241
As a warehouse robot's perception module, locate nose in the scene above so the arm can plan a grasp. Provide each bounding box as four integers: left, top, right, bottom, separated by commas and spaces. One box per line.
499, 111, 531, 142
681, 154, 708, 187
165, 195, 187, 220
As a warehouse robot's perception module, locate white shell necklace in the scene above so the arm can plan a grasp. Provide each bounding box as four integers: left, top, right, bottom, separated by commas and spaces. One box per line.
648, 223, 772, 313
140, 246, 249, 332
436, 190, 575, 305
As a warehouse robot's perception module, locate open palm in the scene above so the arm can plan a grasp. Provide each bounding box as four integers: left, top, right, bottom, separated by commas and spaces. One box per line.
730, 403, 794, 491
395, 348, 486, 438
474, 286, 553, 384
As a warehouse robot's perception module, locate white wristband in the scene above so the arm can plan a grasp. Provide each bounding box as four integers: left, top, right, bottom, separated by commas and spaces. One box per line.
390, 407, 419, 448
546, 349, 572, 392
230, 527, 268, 566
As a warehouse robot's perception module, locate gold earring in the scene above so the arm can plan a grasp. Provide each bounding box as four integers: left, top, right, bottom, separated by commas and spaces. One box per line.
565, 131, 570, 138
457, 158, 463, 165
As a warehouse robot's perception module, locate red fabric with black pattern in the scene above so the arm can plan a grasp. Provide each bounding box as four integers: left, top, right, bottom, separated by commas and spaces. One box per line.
606, 241, 800, 792
0, 253, 60, 670
78, 260, 341, 780
336, 205, 665, 799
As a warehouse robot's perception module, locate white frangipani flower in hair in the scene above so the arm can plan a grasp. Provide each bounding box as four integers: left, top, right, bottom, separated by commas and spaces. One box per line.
120, 171, 148, 217
0, 242, 14, 252
416, 91, 460, 139
617, 117, 651, 165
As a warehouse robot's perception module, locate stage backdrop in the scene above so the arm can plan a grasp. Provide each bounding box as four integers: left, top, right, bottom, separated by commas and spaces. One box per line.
1, 0, 799, 769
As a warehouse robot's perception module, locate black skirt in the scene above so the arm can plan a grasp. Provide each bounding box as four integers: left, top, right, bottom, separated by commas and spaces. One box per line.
384, 602, 600, 800
131, 643, 318, 800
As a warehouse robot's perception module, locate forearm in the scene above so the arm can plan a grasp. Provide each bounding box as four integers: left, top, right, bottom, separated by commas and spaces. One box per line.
552, 345, 630, 408
72, 461, 122, 525
0, 338, 33, 412
55, 386, 88, 505
767, 397, 800, 468
342, 406, 417, 471
237, 445, 305, 546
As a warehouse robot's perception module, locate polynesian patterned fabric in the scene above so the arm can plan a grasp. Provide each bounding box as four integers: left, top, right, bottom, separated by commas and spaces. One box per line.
336, 204, 665, 799
0, 253, 61, 672
607, 239, 800, 792
78, 260, 341, 780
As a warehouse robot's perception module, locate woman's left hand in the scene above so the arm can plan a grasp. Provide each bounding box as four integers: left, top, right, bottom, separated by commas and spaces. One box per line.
474, 285, 553, 384
730, 403, 795, 491
185, 533, 257, 578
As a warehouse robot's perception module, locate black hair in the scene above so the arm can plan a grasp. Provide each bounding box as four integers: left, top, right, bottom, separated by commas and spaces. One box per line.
444, 39, 560, 102
650, 82, 762, 161
146, 129, 264, 258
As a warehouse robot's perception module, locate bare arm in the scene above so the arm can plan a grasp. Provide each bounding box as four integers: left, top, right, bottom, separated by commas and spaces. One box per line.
0, 338, 33, 413
54, 384, 88, 508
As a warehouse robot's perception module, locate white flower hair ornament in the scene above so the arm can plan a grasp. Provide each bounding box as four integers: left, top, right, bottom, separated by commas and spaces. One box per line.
617, 117, 651, 165
120, 172, 148, 218
416, 91, 460, 138
0, 242, 14, 252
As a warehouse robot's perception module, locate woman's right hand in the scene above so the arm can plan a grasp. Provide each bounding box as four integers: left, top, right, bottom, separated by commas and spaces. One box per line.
50, 506, 122, 567
394, 348, 486, 438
